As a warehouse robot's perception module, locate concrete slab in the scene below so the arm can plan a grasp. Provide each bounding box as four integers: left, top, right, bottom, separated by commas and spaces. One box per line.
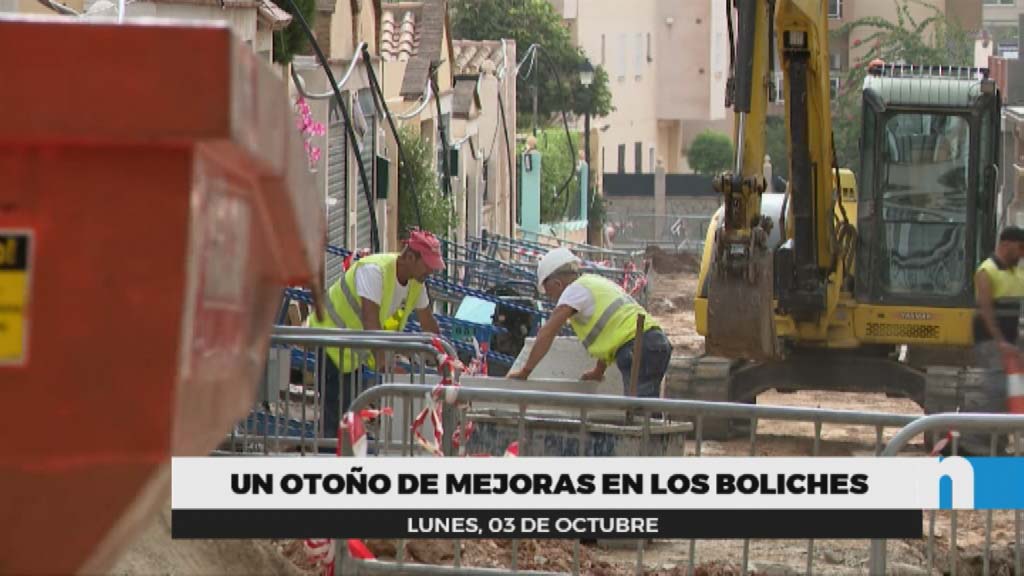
509, 336, 627, 394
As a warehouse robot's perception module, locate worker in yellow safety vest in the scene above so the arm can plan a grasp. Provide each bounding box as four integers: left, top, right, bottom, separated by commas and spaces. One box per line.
507, 247, 672, 398
310, 229, 444, 437
963, 225, 1024, 454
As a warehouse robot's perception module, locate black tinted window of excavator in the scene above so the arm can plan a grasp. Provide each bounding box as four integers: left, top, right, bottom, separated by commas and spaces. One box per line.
877, 113, 971, 298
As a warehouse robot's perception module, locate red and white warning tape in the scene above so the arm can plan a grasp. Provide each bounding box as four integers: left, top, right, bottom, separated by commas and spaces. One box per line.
408, 337, 475, 456
338, 407, 394, 457
301, 337, 513, 574
619, 261, 648, 297
1005, 350, 1024, 414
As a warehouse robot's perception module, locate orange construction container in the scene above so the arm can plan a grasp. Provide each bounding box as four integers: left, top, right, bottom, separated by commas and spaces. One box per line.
0, 15, 323, 575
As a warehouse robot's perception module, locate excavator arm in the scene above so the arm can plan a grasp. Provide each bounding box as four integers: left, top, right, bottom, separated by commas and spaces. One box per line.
774, 0, 838, 316
705, 0, 839, 360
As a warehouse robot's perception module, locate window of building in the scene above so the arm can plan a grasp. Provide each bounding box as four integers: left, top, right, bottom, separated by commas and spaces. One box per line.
646, 32, 652, 62
601, 34, 606, 66
634, 33, 644, 79
618, 144, 626, 173
983, 0, 1015, 5
830, 51, 841, 71
635, 142, 643, 174
828, 0, 842, 18
649, 146, 656, 172
617, 33, 626, 80
830, 75, 840, 100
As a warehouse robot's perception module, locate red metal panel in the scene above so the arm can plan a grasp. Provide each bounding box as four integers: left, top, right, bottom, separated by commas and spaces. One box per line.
0, 15, 322, 575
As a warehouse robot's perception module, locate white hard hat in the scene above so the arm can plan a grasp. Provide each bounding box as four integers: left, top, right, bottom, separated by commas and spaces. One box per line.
537, 247, 581, 291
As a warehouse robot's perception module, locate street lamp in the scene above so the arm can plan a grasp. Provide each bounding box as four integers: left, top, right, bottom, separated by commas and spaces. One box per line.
579, 58, 595, 87
578, 58, 595, 242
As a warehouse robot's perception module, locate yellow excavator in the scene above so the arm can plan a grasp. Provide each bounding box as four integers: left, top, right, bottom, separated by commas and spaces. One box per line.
687, 0, 1003, 441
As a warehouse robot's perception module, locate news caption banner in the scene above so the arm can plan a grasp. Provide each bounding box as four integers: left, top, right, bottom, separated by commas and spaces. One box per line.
171, 457, 1023, 540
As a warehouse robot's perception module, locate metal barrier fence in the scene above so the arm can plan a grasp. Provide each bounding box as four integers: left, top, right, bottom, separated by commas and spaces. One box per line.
605, 212, 711, 253
470, 232, 643, 269
223, 329, 1024, 576
332, 384, 942, 576
218, 327, 461, 456
869, 414, 1024, 576
443, 241, 647, 292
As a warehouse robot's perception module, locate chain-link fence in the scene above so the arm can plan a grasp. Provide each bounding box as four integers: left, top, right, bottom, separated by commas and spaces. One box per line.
605, 212, 712, 253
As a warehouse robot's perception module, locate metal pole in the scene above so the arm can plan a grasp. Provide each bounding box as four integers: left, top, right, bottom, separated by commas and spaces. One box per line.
629, 314, 645, 399
531, 83, 538, 137
584, 110, 592, 244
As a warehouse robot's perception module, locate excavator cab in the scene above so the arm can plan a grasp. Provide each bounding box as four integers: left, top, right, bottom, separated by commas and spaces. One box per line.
855, 65, 1002, 311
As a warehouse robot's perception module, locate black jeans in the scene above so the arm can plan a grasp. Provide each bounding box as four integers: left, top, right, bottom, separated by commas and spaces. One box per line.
614, 328, 673, 398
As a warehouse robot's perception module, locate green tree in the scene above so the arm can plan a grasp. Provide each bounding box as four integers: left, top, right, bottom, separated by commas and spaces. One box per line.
687, 130, 734, 176
830, 0, 972, 173
397, 126, 458, 237
451, 0, 613, 127
518, 128, 581, 223
272, 0, 316, 64
538, 130, 581, 223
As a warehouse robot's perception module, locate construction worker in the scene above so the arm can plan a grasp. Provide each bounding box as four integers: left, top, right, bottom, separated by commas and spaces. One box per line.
507, 247, 672, 398
309, 229, 445, 437
966, 225, 1024, 454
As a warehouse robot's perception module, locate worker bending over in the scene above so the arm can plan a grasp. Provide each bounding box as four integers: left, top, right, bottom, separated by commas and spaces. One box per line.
310, 230, 445, 437
508, 248, 673, 397
966, 226, 1024, 454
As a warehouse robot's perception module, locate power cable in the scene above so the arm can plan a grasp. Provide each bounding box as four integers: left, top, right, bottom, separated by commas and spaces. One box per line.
289, 43, 366, 99
360, 44, 423, 232
429, 65, 454, 200
497, 89, 516, 239
532, 45, 578, 223
38, 0, 79, 15
280, 0, 380, 252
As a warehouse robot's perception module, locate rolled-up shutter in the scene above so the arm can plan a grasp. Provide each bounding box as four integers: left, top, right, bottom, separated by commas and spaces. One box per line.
354, 89, 377, 251
325, 101, 348, 287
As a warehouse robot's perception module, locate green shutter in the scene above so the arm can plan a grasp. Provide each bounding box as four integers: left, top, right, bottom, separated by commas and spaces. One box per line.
376, 155, 390, 199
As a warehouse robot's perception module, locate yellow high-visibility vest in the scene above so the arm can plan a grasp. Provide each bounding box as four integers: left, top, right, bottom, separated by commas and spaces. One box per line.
566, 274, 659, 363
308, 253, 423, 372
978, 257, 1024, 301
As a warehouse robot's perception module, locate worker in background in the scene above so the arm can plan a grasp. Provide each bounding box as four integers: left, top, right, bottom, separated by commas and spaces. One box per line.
967, 225, 1024, 454
309, 229, 445, 438
507, 247, 672, 398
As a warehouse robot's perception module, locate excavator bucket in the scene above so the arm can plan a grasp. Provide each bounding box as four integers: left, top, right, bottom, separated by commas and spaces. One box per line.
705, 229, 778, 362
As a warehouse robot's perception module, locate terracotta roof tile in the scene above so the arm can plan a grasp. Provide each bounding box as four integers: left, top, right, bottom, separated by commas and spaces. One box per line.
453, 39, 504, 75
381, 3, 422, 62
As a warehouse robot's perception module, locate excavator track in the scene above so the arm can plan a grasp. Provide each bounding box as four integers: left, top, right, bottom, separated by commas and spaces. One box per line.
665, 354, 998, 448
663, 356, 751, 440
922, 364, 1007, 455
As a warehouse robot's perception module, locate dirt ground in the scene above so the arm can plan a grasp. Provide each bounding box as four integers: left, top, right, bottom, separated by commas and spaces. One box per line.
613, 268, 1022, 575
109, 505, 309, 576
109, 263, 1020, 575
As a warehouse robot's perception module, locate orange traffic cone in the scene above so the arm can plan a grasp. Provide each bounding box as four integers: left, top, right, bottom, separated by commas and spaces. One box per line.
1003, 350, 1024, 414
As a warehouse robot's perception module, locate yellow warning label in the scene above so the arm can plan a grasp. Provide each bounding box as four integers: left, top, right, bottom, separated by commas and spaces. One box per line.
0, 232, 30, 366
